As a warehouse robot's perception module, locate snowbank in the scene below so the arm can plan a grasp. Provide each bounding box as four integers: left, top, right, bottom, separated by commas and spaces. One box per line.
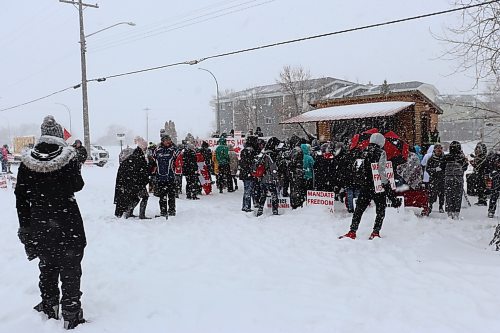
1, 146, 499, 332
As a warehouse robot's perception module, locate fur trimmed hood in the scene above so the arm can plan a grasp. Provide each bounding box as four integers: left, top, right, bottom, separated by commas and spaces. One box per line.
21, 136, 76, 173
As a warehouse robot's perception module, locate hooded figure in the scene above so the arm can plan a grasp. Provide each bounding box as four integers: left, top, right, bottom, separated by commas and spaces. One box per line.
114, 137, 150, 219
72, 139, 87, 165
301, 143, 315, 183
239, 136, 258, 212
215, 137, 233, 193
15, 115, 86, 329
441, 141, 468, 219
471, 142, 488, 205
340, 133, 401, 240
423, 144, 445, 215
255, 137, 280, 216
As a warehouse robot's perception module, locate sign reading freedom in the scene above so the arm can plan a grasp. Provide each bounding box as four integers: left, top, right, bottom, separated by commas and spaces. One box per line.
306, 190, 335, 213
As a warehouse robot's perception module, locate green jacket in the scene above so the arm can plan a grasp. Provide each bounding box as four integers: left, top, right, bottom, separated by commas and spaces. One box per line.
215, 137, 230, 165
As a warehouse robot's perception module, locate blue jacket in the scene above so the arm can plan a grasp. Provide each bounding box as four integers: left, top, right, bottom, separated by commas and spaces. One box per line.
154, 145, 176, 183
301, 144, 315, 180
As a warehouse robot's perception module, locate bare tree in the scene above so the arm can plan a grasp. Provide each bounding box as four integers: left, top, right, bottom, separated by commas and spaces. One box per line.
277, 65, 311, 119
164, 120, 177, 144
435, 1, 500, 86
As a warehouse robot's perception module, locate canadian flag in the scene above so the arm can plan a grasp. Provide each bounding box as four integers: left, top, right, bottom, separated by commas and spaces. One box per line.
64, 128, 72, 141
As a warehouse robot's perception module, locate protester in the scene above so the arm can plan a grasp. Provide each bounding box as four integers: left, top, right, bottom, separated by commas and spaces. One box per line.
153, 135, 177, 218
255, 137, 280, 216
15, 115, 87, 329
424, 143, 445, 215
228, 144, 239, 190
113, 137, 150, 219
485, 149, 500, 219
1, 144, 10, 173
239, 136, 258, 212
442, 141, 469, 220
72, 140, 87, 166
215, 136, 233, 193
182, 143, 200, 200
340, 133, 401, 240
471, 142, 488, 206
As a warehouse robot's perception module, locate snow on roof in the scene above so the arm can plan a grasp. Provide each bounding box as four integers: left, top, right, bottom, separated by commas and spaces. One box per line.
281, 101, 414, 124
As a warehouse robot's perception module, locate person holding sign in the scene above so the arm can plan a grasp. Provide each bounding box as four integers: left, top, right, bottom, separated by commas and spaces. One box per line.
340, 133, 401, 240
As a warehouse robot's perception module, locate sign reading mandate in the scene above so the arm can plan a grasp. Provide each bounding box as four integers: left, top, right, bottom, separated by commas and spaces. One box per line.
306, 190, 335, 213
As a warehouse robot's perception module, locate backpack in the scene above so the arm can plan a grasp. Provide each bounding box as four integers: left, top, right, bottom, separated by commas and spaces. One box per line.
252, 154, 266, 178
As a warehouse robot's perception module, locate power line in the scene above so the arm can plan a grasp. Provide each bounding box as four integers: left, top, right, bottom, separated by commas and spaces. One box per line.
0, 85, 78, 113
90, 0, 500, 81
1, 0, 498, 112
88, 0, 246, 45
89, 0, 273, 53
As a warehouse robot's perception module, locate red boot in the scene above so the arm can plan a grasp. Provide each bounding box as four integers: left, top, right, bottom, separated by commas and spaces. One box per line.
339, 231, 356, 239
369, 231, 381, 240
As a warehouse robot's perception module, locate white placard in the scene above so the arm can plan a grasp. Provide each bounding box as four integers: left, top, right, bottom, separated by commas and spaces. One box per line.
372, 161, 396, 193
306, 190, 335, 213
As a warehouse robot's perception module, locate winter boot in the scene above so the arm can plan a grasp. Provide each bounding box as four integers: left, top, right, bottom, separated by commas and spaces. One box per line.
369, 231, 381, 240
34, 300, 60, 320
488, 211, 495, 218
475, 200, 488, 206
63, 309, 85, 330
420, 207, 431, 216
256, 207, 264, 217
272, 209, 279, 215
339, 231, 356, 239
139, 200, 151, 219
439, 206, 445, 213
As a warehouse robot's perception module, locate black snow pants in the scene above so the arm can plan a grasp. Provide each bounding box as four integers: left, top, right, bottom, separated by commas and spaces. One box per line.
38, 249, 84, 313
429, 177, 445, 210
445, 176, 464, 213
350, 188, 387, 233
156, 181, 177, 215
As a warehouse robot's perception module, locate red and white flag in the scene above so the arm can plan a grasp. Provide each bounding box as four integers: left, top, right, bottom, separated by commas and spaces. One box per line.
64, 128, 72, 141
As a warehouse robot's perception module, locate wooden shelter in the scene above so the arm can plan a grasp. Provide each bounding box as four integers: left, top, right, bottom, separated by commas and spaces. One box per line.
281, 91, 443, 146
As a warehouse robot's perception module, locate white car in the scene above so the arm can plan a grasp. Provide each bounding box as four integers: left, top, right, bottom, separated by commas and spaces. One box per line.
90, 145, 109, 167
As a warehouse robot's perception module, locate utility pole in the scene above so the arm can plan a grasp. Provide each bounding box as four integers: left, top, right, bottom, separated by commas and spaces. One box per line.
60, 0, 98, 158
144, 107, 151, 143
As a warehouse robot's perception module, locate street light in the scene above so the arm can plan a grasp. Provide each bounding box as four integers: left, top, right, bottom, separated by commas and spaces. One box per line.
54, 103, 72, 134
85, 22, 136, 38
198, 68, 220, 134
78, 20, 136, 158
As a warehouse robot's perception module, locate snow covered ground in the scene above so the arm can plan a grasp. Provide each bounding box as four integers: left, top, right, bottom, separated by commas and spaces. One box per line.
1, 146, 500, 333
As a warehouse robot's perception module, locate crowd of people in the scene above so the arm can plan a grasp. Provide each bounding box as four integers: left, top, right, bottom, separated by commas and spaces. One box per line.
11, 115, 500, 329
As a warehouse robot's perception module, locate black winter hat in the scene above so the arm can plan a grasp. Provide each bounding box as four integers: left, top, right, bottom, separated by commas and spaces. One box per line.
41, 115, 64, 138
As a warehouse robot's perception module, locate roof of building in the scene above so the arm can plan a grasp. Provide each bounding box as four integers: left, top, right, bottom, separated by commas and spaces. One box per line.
220, 77, 354, 101
281, 101, 414, 124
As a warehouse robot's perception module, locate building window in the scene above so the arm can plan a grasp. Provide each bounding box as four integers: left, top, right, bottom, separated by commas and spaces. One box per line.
265, 117, 272, 124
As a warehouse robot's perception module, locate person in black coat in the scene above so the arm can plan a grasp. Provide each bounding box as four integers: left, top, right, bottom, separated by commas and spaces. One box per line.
239, 135, 257, 212
441, 141, 469, 219
340, 133, 401, 239
183, 144, 200, 200
114, 138, 150, 219
425, 143, 445, 215
72, 139, 87, 166
15, 115, 86, 329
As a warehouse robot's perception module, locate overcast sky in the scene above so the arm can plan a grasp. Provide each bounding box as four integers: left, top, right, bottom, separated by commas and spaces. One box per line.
0, 0, 485, 143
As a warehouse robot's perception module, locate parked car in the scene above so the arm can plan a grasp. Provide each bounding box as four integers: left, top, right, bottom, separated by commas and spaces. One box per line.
90, 145, 109, 167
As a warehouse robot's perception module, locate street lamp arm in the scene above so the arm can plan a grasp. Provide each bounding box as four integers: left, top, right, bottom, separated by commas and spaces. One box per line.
85, 21, 136, 38
198, 68, 221, 134
54, 102, 72, 134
